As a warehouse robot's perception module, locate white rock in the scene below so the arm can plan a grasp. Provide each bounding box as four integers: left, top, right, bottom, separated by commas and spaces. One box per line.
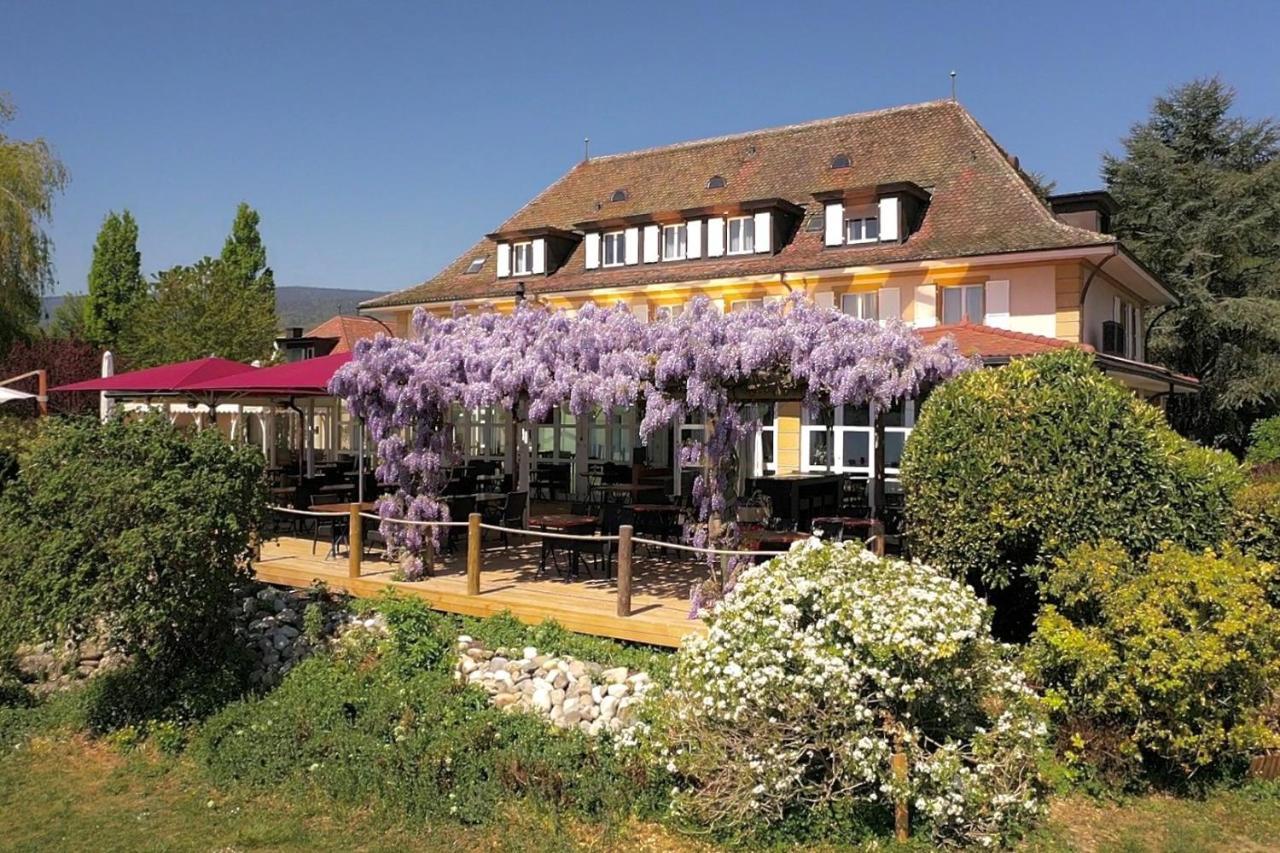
599, 695, 619, 719
532, 689, 552, 712
522, 646, 538, 660
591, 686, 605, 704
601, 667, 628, 685
606, 683, 629, 699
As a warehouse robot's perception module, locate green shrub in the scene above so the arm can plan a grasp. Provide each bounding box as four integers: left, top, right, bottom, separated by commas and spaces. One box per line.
0, 415, 266, 667
195, 652, 660, 825
652, 540, 1048, 847
1028, 542, 1280, 785
1233, 478, 1280, 572
1246, 416, 1280, 466
901, 350, 1243, 625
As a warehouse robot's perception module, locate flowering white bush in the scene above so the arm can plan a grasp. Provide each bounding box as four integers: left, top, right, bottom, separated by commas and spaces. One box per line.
653, 540, 1047, 846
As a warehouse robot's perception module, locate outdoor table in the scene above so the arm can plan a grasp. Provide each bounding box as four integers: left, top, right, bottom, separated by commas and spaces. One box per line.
810, 516, 880, 542
309, 501, 377, 559
740, 529, 808, 560
319, 483, 355, 494
529, 513, 598, 577
594, 482, 663, 505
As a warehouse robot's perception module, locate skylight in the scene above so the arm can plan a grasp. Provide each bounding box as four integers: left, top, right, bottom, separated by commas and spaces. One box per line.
707, 175, 726, 189
610, 188, 628, 203
464, 257, 485, 274
831, 153, 851, 169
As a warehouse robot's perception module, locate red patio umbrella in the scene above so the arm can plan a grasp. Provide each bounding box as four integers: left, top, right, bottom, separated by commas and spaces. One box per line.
182, 351, 351, 396
50, 356, 256, 393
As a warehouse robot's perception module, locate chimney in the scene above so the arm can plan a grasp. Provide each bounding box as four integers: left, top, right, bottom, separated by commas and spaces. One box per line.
1049, 191, 1118, 234
288, 327, 304, 339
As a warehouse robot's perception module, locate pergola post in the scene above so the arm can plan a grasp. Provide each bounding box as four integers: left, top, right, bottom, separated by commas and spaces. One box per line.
872, 404, 887, 523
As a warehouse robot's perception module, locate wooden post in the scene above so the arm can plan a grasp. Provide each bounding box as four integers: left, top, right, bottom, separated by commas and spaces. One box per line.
348, 505, 362, 579
869, 519, 886, 557
616, 523, 633, 617
892, 746, 909, 843
36, 369, 47, 417
466, 512, 481, 595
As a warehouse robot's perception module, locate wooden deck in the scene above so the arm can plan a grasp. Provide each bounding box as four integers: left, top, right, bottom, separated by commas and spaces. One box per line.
253, 534, 707, 648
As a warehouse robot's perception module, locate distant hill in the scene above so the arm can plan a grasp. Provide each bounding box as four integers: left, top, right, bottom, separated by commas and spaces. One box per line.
41, 286, 385, 332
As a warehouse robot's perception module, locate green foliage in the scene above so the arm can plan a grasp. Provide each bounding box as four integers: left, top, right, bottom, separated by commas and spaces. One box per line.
195, 653, 658, 826
220, 202, 275, 297
119, 258, 278, 367
1104, 78, 1280, 450
0, 416, 266, 668
0, 94, 69, 357
1232, 478, 1280, 579
1246, 416, 1280, 465
1028, 543, 1280, 784
902, 350, 1243, 612
84, 209, 144, 349
654, 541, 1048, 847
47, 293, 89, 340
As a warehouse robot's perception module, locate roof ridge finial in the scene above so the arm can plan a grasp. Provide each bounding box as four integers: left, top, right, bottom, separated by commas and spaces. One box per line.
950, 70, 957, 102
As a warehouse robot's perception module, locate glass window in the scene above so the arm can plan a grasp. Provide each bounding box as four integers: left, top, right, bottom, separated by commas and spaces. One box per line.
727, 216, 755, 254
841, 292, 878, 320
845, 216, 879, 243
942, 285, 984, 324
602, 231, 625, 267
807, 430, 831, 468
662, 223, 687, 261
841, 431, 870, 469
512, 241, 533, 275
730, 298, 763, 312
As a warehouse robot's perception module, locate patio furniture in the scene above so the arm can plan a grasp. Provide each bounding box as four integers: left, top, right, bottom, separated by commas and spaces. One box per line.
482, 490, 527, 549
530, 512, 598, 578
565, 503, 631, 579
308, 493, 345, 556
444, 494, 476, 554
746, 474, 843, 530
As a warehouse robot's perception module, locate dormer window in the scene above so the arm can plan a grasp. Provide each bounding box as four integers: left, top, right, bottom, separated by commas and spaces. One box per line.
610, 188, 628, 203
512, 241, 534, 275
830, 153, 851, 169
727, 215, 755, 255
601, 231, 626, 267
845, 214, 879, 244
464, 257, 485, 275
662, 223, 687, 261
707, 175, 726, 189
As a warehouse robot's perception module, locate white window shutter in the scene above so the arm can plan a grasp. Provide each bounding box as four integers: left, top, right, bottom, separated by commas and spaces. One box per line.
686, 220, 702, 259
642, 225, 660, 263
496, 243, 511, 278
878, 196, 901, 242
985, 280, 1010, 328
706, 217, 725, 257
624, 227, 640, 265
584, 233, 600, 269
531, 238, 546, 274
753, 211, 771, 253
878, 287, 901, 322
824, 202, 844, 246
913, 284, 936, 327
813, 291, 835, 309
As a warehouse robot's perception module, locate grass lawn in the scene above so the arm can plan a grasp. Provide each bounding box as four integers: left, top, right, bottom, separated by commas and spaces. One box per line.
0, 735, 704, 853
3, 733, 1278, 852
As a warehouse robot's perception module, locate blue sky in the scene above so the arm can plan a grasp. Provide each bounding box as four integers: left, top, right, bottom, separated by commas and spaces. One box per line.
4, 1, 1278, 297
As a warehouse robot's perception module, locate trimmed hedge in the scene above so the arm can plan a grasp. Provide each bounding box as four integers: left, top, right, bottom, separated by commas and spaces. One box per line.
1246, 416, 1280, 466
901, 351, 1242, 595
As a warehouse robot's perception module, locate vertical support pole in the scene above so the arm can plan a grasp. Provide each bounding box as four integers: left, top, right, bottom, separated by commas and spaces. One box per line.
868, 519, 886, 557
348, 504, 362, 580
616, 523, 633, 617
35, 369, 48, 417
892, 746, 909, 842
871, 404, 886, 523
466, 512, 481, 595
423, 529, 435, 577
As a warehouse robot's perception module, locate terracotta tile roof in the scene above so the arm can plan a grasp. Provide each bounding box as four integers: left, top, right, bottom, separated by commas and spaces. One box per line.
918, 323, 1092, 358
365, 100, 1113, 309
305, 316, 392, 353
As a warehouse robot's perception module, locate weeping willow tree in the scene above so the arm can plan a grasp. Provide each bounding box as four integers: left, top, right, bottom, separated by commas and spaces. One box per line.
0, 94, 69, 357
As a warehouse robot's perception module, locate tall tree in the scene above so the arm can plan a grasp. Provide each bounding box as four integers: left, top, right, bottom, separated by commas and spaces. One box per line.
119, 258, 277, 368
1104, 78, 1280, 450
0, 94, 69, 357
220, 202, 275, 297
48, 293, 89, 341
83, 209, 144, 349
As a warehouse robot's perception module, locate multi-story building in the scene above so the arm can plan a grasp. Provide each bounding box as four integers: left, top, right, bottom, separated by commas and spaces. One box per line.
359, 99, 1194, 486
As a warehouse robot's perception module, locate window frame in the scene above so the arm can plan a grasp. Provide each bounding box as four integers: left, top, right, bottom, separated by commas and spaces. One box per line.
661, 223, 688, 261
841, 291, 878, 321
601, 230, 626, 267
726, 215, 755, 255
511, 241, 534, 276
940, 284, 985, 325
844, 215, 880, 244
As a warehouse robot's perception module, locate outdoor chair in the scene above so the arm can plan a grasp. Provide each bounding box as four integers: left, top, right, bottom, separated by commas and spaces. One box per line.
482, 490, 527, 549
308, 493, 345, 556
445, 494, 475, 554
565, 503, 631, 579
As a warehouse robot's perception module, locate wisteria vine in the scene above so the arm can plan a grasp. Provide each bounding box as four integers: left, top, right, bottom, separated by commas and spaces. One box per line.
330, 294, 973, 586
